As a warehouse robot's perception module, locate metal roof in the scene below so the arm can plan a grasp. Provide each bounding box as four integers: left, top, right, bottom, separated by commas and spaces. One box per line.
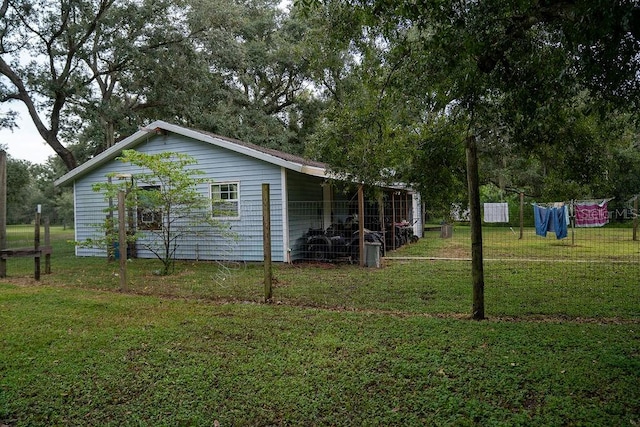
54, 120, 328, 187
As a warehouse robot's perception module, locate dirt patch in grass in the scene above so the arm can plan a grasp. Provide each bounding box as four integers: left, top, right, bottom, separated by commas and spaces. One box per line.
436, 242, 470, 259
0, 276, 43, 287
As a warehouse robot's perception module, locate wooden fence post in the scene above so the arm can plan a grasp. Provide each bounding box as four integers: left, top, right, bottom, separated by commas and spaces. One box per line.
519, 192, 524, 240
633, 197, 638, 242
358, 184, 365, 267
0, 150, 6, 278
34, 205, 41, 281
118, 190, 127, 291
262, 183, 272, 302
466, 135, 485, 320
45, 218, 51, 274
107, 176, 115, 262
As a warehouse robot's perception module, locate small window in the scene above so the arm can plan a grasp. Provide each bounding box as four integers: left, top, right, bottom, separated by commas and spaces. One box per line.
137, 185, 162, 230
211, 182, 240, 219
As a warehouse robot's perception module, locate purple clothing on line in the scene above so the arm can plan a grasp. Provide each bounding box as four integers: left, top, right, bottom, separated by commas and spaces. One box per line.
575, 202, 609, 227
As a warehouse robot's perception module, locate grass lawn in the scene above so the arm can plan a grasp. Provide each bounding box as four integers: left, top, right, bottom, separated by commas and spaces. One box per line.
401, 225, 640, 261
0, 227, 638, 425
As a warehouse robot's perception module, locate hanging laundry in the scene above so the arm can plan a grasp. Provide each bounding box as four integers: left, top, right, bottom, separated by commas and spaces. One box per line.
553, 205, 568, 239
533, 204, 568, 239
553, 202, 570, 226
533, 204, 551, 237
484, 202, 509, 223
575, 201, 609, 227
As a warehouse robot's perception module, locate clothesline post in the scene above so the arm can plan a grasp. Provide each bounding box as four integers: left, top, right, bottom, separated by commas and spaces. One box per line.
571, 200, 575, 246
519, 192, 524, 240
634, 197, 638, 241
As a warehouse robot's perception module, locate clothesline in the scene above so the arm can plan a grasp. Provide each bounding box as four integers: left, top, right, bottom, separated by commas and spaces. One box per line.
571, 197, 614, 206
532, 198, 614, 238
531, 198, 614, 209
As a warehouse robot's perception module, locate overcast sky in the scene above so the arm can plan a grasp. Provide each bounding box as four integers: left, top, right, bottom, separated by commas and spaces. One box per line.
0, 103, 55, 164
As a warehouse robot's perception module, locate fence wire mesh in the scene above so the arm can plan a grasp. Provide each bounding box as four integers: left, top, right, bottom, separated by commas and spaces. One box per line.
410, 198, 640, 263
1, 199, 638, 319
6, 198, 640, 265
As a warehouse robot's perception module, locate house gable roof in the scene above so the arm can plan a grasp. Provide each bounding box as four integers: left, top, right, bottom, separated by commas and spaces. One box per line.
54, 120, 328, 187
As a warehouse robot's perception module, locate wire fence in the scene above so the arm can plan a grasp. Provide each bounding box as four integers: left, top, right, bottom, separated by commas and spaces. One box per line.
5, 198, 639, 265
401, 223, 640, 263
1, 202, 637, 318
414, 197, 640, 263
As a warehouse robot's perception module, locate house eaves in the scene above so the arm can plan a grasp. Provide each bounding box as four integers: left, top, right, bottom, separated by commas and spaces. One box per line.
55, 120, 328, 187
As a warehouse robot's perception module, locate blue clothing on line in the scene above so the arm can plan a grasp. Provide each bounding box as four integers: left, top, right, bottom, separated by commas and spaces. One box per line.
533, 204, 567, 239
553, 205, 568, 239
534, 204, 551, 237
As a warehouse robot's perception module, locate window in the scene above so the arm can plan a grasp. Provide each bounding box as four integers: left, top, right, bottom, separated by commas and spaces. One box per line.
137, 185, 162, 230
211, 182, 240, 219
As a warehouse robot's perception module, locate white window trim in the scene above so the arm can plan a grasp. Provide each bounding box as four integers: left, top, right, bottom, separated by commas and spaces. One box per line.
211, 181, 241, 220
137, 185, 163, 231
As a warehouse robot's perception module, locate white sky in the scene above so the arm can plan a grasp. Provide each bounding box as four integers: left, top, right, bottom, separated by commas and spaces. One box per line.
0, 103, 55, 164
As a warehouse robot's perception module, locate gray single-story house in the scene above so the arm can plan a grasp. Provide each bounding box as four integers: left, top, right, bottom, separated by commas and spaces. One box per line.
55, 120, 422, 263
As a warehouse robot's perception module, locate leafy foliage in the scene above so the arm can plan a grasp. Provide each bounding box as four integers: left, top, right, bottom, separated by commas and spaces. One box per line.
1, 0, 329, 169
299, 0, 640, 205
88, 150, 230, 275
0, 147, 72, 225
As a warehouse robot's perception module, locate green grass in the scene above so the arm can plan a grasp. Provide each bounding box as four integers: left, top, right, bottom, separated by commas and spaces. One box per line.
2, 226, 76, 277
394, 225, 640, 261
0, 227, 638, 425
6, 256, 637, 319
1, 283, 638, 426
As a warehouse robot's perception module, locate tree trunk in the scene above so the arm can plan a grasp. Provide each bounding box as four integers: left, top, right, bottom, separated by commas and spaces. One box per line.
103, 119, 116, 149
466, 134, 485, 320
43, 133, 77, 171
0, 58, 77, 171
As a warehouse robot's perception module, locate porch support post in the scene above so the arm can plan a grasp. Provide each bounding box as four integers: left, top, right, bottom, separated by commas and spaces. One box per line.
392, 192, 396, 249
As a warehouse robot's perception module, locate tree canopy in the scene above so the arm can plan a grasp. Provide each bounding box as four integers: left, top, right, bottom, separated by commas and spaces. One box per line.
0, 0, 330, 170
297, 0, 640, 204
2, 0, 640, 225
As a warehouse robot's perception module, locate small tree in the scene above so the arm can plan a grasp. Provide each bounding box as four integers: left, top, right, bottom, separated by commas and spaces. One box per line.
91, 150, 229, 275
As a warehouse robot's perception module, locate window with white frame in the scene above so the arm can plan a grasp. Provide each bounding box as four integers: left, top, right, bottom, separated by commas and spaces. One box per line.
137, 185, 162, 230
211, 182, 240, 218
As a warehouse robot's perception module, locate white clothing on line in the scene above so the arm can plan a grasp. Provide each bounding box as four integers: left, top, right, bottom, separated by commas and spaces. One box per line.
484, 202, 509, 223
